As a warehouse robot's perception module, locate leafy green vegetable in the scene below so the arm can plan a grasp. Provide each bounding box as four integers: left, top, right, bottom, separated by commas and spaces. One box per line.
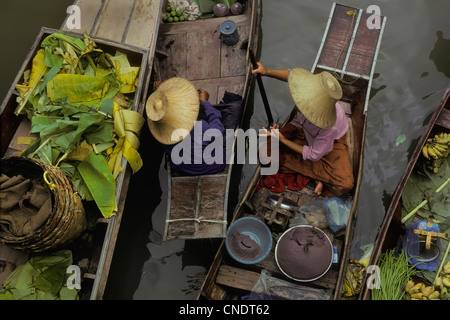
77, 152, 117, 218
0, 250, 78, 300
13, 32, 145, 218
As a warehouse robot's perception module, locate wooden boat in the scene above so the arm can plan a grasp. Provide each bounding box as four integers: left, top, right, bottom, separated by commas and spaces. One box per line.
198, 2, 386, 300
0, 0, 162, 300
360, 85, 450, 300
154, 0, 263, 241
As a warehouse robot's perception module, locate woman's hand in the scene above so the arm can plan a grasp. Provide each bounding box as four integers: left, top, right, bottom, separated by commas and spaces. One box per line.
251, 61, 268, 76
198, 88, 209, 103
259, 124, 285, 143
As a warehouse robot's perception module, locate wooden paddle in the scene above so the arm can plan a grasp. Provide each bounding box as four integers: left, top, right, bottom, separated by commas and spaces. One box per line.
249, 49, 274, 127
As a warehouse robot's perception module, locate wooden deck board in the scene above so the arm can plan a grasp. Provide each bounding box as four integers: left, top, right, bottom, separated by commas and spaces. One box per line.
220, 26, 250, 78
125, 0, 161, 48
216, 265, 260, 291
156, 33, 188, 79
345, 12, 383, 77
187, 31, 221, 80
318, 4, 355, 71
91, 0, 135, 42
63, 0, 104, 34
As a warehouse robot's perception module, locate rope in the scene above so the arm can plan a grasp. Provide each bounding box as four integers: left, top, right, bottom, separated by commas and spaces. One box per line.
166, 216, 227, 225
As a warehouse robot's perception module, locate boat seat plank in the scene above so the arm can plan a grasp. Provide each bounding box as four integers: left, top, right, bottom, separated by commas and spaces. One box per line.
158, 14, 251, 35
170, 178, 198, 219
317, 4, 356, 71
125, 0, 161, 49
345, 12, 384, 77
63, 0, 104, 34
216, 264, 260, 291
91, 0, 135, 43
166, 174, 228, 240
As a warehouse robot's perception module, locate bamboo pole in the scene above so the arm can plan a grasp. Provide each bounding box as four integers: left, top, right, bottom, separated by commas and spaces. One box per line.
434, 240, 450, 285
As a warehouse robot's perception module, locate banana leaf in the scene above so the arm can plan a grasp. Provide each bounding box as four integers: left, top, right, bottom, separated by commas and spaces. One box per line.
401, 156, 450, 235
0, 250, 77, 300
110, 52, 140, 93
47, 74, 110, 103
108, 108, 144, 176
30, 49, 47, 87
77, 152, 117, 218
14, 31, 144, 217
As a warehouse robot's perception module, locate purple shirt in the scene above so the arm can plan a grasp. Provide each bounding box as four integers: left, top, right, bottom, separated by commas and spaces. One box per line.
289, 102, 349, 161
163, 101, 226, 175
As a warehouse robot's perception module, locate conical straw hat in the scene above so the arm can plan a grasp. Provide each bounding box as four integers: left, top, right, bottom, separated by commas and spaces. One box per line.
288, 68, 343, 129
146, 77, 199, 145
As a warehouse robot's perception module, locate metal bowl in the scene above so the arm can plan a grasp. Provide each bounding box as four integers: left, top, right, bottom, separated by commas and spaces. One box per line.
416, 241, 440, 263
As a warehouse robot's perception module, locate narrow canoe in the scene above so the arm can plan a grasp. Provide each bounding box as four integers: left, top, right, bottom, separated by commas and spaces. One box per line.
153, 0, 263, 241
198, 2, 386, 300
360, 85, 450, 300
0, 0, 163, 300
0, 28, 149, 300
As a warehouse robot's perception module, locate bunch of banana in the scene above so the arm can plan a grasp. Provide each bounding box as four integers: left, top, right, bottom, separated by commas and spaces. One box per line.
422, 132, 450, 173
434, 261, 450, 300
404, 281, 441, 300
404, 262, 450, 300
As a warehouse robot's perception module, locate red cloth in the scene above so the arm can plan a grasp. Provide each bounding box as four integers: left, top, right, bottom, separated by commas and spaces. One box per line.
257, 172, 310, 193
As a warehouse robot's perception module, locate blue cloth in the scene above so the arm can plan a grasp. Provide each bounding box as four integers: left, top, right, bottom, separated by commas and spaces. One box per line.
163, 101, 226, 175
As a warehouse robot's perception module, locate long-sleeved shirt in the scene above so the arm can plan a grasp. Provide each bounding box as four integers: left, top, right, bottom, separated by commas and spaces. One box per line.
163, 101, 226, 175
289, 102, 349, 161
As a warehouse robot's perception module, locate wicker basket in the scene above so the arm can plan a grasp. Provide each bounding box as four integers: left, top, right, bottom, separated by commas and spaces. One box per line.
0, 156, 86, 252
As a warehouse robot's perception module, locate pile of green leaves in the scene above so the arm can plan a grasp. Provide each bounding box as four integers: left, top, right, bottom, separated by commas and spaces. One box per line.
0, 250, 78, 300
402, 157, 450, 238
14, 31, 144, 218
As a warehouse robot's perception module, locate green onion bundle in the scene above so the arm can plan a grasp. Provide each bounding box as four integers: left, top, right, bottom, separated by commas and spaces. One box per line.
371, 249, 420, 300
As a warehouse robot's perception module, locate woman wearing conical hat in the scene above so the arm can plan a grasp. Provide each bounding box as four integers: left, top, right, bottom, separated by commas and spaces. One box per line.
146, 77, 226, 175
254, 62, 354, 196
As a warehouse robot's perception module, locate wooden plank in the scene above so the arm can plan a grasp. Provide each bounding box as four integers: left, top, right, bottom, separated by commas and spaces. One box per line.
187, 31, 221, 80
345, 12, 383, 77
197, 176, 227, 238
125, 0, 161, 48
317, 4, 357, 71
91, 0, 135, 42
216, 265, 260, 291
62, 0, 104, 34
156, 33, 187, 79
158, 14, 251, 35
220, 26, 250, 78
170, 178, 198, 219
